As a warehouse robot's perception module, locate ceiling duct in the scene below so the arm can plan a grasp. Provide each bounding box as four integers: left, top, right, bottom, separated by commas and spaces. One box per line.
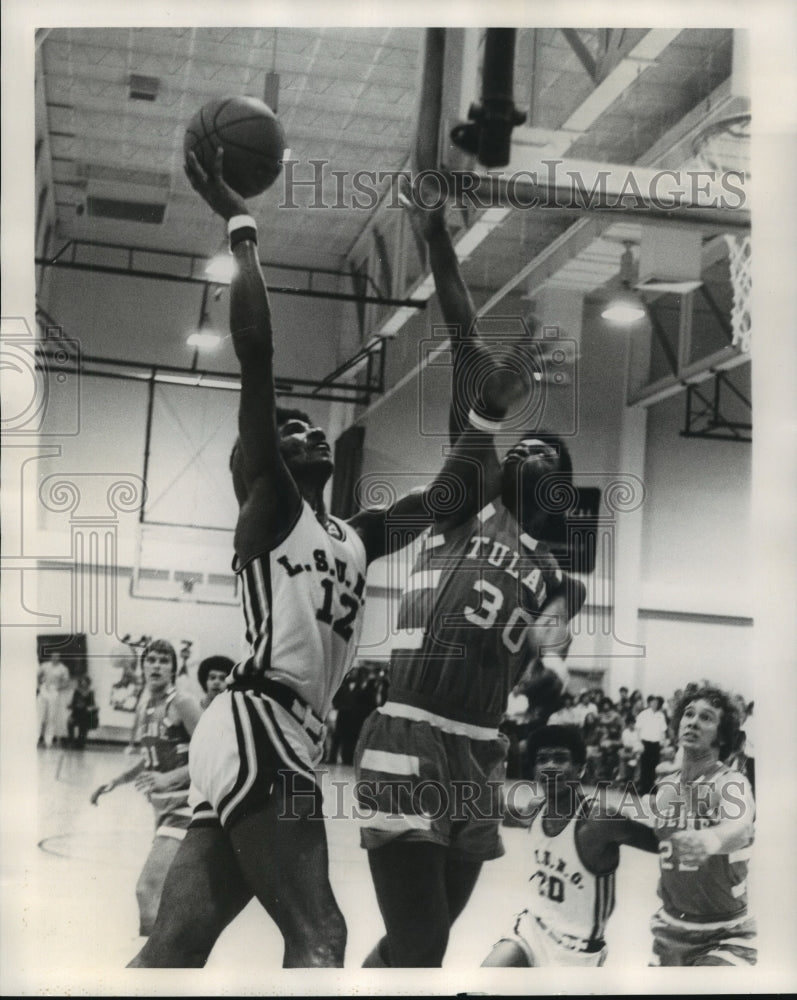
86, 196, 166, 224
128, 73, 160, 102
76, 162, 171, 189
77, 162, 169, 224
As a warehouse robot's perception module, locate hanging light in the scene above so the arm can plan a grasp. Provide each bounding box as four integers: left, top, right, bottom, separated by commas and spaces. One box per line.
204, 252, 237, 285
264, 29, 280, 112
186, 328, 221, 350
601, 243, 647, 324
187, 284, 222, 351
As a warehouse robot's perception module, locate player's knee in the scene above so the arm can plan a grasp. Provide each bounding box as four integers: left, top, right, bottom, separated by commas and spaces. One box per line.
287, 906, 347, 967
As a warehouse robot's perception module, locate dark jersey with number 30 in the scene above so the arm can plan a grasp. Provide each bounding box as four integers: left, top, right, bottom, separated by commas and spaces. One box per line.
388, 501, 566, 729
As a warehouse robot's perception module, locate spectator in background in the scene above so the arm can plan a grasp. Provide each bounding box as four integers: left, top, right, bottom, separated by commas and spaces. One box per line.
629, 690, 645, 720
573, 690, 599, 729
635, 695, 668, 794
67, 674, 97, 749
548, 692, 579, 727
593, 696, 623, 782
617, 712, 643, 786
197, 655, 232, 709
329, 667, 362, 766
371, 666, 390, 710
666, 688, 684, 724
37, 651, 72, 749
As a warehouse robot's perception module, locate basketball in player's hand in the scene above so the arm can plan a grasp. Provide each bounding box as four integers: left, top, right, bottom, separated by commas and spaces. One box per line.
184, 96, 286, 199
478, 340, 535, 421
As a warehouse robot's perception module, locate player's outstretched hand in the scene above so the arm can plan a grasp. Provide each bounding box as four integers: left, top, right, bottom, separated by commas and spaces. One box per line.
670, 829, 712, 867
184, 147, 249, 221
478, 338, 537, 421
90, 781, 114, 805
134, 771, 170, 795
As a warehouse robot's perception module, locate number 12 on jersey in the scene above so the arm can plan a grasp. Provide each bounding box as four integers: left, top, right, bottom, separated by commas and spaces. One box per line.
316, 574, 365, 641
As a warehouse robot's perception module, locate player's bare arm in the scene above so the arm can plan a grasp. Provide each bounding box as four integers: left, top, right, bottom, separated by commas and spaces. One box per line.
90, 758, 146, 804
670, 770, 755, 865
134, 765, 190, 795
348, 428, 493, 563
184, 147, 300, 552
171, 691, 203, 737
575, 794, 660, 874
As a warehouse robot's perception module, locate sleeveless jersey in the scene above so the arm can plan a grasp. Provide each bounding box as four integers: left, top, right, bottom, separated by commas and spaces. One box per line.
228, 501, 368, 719
388, 501, 565, 728
134, 687, 192, 828
653, 762, 752, 922
135, 688, 191, 775
525, 797, 616, 951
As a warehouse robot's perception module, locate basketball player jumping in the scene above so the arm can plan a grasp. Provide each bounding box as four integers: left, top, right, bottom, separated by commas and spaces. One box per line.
355, 187, 588, 967
130, 146, 537, 968
481, 725, 657, 967
90, 638, 202, 936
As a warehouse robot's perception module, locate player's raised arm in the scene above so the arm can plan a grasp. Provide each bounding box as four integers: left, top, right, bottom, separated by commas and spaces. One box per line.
184, 148, 299, 531
348, 425, 492, 563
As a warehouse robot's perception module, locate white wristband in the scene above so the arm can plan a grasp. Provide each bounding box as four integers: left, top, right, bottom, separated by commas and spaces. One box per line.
227, 214, 257, 235
467, 408, 511, 433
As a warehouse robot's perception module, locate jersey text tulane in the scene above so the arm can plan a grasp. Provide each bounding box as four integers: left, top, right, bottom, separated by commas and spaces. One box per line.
228, 501, 368, 718
389, 501, 566, 728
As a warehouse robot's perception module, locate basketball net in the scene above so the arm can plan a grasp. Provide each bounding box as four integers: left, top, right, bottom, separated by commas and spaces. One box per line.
691, 112, 752, 355
723, 233, 752, 354
130, 520, 239, 605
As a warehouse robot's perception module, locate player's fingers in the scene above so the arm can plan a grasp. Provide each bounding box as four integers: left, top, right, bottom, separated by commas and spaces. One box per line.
184, 150, 206, 189
209, 145, 225, 180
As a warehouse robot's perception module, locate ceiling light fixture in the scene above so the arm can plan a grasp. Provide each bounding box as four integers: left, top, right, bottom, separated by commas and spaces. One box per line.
204, 253, 236, 285
186, 329, 221, 350
601, 243, 647, 324
265, 30, 280, 112
187, 283, 223, 355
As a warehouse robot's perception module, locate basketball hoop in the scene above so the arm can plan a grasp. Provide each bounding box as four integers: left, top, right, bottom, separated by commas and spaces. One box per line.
690, 112, 751, 178
131, 521, 239, 605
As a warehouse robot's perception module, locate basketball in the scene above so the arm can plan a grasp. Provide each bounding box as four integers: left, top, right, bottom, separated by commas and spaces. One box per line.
183, 96, 286, 199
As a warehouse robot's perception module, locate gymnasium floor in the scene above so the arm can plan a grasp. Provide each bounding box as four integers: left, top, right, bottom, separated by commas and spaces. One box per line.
13, 740, 723, 995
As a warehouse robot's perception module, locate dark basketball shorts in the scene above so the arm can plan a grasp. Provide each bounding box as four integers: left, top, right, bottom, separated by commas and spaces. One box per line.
353, 702, 509, 862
